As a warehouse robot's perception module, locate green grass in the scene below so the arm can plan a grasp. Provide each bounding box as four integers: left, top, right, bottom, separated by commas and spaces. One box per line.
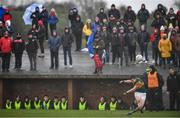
0, 110, 180, 117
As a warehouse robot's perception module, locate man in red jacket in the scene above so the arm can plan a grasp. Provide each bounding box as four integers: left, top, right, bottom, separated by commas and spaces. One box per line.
0, 31, 12, 72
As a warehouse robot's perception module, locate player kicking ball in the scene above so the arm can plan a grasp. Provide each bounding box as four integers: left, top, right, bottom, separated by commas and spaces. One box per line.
119, 76, 146, 115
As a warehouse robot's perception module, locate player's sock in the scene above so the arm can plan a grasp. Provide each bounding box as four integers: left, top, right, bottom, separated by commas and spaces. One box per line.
127, 110, 136, 115
140, 109, 144, 113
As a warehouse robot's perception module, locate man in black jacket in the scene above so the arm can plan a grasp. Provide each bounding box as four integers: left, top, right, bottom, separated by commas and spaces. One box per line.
151, 13, 166, 30
12, 33, 25, 70
61, 27, 74, 68
137, 4, 150, 30
30, 7, 41, 28
108, 4, 120, 20
71, 16, 84, 51
138, 25, 149, 62
166, 8, 177, 28
97, 8, 108, 23
124, 6, 136, 23
0, 21, 6, 39
41, 6, 49, 40
167, 67, 180, 110
26, 33, 39, 71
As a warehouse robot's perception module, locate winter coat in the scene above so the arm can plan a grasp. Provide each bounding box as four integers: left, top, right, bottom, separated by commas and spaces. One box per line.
138, 31, 149, 47
48, 35, 61, 52
30, 11, 41, 25
167, 74, 180, 92
127, 32, 138, 47
71, 20, 84, 36
93, 39, 105, 56
177, 10, 180, 22
41, 10, 48, 23
61, 32, 74, 48
158, 38, 172, 58
150, 33, 160, 48
137, 8, 150, 23
166, 13, 177, 27
100, 31, 111, 48
97, 12, 107, 22
111, 32, 119, 47
170, 34, 177, 51
38, 25, 46, 41
108, 9, 121, 19
124, 10, 136, 23
0, 36, 12, 53
151, 18, 166, 29
83, 24, 92, 36
175, 35, 180, 52
48, 15, 58, 25
12, 38, 25, 54
26, 38, 39, 53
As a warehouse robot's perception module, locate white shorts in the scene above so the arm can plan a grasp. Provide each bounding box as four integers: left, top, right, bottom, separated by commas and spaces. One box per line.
134, 92, 146, 101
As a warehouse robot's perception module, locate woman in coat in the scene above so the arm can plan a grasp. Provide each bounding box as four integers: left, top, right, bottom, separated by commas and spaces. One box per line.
158, 33, 172, 69
48, 8, 59, 35
83, 19, 92, 47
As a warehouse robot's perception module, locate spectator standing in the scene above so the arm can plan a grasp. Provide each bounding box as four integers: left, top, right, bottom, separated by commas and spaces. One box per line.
41, 6, 49, 40
26, 33, 39, 71
30, 7, 41, 28
158, 33, 172, 69
167, 67, 180, 110
97, 8, 108, 23
37, 20, 46, 58
0, 31, 12, 72
166, 8, 177, 28
108, 4, 120, 20
83, 19, 92, 47
124, 6, 136, 23
48, 8, 59, 35
138, 25, 149, 62
61, 27, 74, 68
137, 4, 150, 30
71, 15, 84, 51
12, 33, 25, 70
48, 31, 61, 70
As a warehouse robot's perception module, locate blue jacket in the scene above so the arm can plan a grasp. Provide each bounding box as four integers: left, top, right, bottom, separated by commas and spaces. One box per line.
48, 16, 59, 24
48, 35, 61, 52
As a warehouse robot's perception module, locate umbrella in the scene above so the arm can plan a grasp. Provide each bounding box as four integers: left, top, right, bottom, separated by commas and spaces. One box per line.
23, 3, 43, 25
0, 7, 5, 21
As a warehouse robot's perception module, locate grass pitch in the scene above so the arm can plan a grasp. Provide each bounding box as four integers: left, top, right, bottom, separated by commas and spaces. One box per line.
0, 110, 180, 117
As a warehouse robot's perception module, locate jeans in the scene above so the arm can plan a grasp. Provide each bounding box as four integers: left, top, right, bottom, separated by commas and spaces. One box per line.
14, 53, 23, 69
63, 47, 72, 66
50, 51, 59, 69
28, 52, 37, 70
1, 53, 11, 71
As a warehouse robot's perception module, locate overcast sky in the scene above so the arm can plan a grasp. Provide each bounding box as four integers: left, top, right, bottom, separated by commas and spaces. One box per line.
3, 0, 179, 13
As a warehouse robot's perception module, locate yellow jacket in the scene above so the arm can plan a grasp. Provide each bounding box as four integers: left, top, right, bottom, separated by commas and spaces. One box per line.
83, 24, 92, 36
158, 38, 172, 58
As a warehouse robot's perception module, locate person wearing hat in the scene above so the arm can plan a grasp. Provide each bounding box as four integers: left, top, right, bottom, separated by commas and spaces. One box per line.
30, 7, 41, 28
0, 31, 12, 72
137, 4, 150, 30
166, 8, 177, 28
2, 9, 12, 24
61, 27, 74, 68
145, 65, 164, 111
124, 6, 136, 23
153, 4, 167, 19
12, 33, 25, 70
97, 8, 107, 23
40, 6, 49, 41
26, 33, 39, 71
120, 76, 147, 115
108, 4, 120, 20
158, 33, 172, 69
71, 15, 84, 52
166, 67, 180, 110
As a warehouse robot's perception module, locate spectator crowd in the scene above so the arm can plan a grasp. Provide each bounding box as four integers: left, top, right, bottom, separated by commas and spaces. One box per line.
0, 3, 180, 111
